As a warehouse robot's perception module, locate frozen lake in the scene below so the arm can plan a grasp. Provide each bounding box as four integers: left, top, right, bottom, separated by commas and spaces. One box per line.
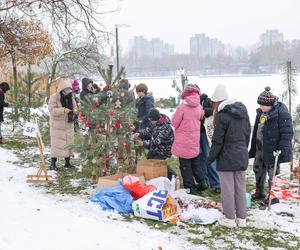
127, 74, 300, 124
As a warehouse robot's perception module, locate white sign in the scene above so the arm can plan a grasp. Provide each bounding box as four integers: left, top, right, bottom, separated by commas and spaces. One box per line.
23, 122, 39, 138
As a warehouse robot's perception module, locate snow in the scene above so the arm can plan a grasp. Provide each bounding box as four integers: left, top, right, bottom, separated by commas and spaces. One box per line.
126, 74, 300, 124
0, 148, 196, 250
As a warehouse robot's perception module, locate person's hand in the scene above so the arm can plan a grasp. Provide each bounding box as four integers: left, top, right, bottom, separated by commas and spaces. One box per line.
64, 108, 72, 113
137, 140, 144, 146
133, 133, 140, 139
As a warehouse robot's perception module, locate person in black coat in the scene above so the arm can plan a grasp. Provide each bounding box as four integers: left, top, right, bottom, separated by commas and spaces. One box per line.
198, 93, 220, 192
207, 84, 251, 228
249, 87, 293, 201
80, 78, 94, 102
0, 82, 10, 144
135, 83, 154, 129
134, 108, 176, 179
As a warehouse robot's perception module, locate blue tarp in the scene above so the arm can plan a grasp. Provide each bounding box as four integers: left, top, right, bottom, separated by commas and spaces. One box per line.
91, 183, 133, 214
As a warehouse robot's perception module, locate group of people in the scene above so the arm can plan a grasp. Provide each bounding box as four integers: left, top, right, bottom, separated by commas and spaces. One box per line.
7, 76, 290, 229
133, 83, 293, 228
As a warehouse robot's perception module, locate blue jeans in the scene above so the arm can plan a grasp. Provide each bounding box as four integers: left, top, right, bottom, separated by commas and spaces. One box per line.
198, 131, 220, 189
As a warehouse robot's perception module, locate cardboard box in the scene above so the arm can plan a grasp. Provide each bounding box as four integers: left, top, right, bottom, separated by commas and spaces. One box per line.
136, 159, 168, 180
96, 172, 145, 191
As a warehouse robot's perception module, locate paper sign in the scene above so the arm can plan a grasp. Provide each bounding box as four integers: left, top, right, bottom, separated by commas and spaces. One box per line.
23, 122, 39, 138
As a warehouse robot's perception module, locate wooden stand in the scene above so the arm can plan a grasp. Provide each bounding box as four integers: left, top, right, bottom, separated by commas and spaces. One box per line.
27, 134, 53, 183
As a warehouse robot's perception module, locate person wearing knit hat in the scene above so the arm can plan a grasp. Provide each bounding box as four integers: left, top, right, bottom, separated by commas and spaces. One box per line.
207, 84, 251, 228
134, 109, 177, 180
171, 84, 206, 195
0, 82, 10, 144
249, 86, 293, 204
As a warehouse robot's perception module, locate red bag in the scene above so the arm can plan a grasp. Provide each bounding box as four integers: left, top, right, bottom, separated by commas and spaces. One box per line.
122, 175, 156, 200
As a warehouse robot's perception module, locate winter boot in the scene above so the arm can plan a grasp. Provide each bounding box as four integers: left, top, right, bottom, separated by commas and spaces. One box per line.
197, 182, 208, 192
218, 216, 236, 228
64, 157, 75, 168
189, 187, 201, 196
49, 158, 58, 171
0, 137, 2, 144
251, 188, 266, 201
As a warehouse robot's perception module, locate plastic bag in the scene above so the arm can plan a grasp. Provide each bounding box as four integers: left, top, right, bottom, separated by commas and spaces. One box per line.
146, 177, 171, 191
132, 190, 178, 222
122, 175, 156, 200
91, 183, 133, 214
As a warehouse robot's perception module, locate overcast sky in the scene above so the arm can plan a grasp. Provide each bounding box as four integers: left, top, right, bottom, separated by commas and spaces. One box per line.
103, 0, 300, 53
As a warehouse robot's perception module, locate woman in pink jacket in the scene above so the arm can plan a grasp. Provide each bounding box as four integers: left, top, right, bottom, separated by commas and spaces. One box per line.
171, 84, 205, 195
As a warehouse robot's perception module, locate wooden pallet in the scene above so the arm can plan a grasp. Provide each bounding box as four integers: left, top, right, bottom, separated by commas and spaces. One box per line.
26, 134, 52, 183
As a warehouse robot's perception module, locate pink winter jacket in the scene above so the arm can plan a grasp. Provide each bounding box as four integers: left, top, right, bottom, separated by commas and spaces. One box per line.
171, 91, 204, 159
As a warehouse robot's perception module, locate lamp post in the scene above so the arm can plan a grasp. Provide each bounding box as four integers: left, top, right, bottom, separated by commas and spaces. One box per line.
115, 24, 130, 75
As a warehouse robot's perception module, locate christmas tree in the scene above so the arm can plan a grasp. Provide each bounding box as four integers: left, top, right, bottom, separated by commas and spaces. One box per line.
75, 64, 138, 177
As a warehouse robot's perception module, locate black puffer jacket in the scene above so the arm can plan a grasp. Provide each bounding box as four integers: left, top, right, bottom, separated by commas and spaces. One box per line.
207, 100, 251, 171
249, 102, 293, 165
200, 93, 214, 132
138, 114, 174, 160
0, 82, 10, 122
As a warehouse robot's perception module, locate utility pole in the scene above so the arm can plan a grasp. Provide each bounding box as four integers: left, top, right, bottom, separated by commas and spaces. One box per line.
115, 25, 119, 76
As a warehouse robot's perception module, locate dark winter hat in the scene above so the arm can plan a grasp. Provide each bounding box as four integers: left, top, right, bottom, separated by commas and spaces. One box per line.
0, 82, 10, 93
119, 79, 131, 90
148, 108, 160, 121
257, 86, 276, 106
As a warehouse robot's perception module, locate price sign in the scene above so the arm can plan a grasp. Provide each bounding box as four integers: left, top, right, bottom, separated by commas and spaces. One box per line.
23, 122, 39, 138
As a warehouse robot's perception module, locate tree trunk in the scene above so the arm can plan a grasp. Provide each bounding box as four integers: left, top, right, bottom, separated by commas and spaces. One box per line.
46, 62, 58, 103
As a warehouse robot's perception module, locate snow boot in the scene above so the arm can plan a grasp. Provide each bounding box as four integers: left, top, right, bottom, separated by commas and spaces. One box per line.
197, 182, 208, 192
218, 216, 236, 228
50, 158, 58, 171
251, 188, 266, 201
64, 157, 75, 168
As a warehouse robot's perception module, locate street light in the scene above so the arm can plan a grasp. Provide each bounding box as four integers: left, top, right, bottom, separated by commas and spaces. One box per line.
115, 24, 130, 75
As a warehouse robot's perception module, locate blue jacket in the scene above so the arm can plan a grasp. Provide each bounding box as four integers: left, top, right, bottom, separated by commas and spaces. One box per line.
136, 95, 154, 129
249, 102, 293, 166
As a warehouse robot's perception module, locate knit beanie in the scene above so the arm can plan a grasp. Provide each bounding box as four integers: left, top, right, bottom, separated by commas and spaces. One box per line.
148, 108, 160, 121
211, 84, 229, 102
257, 86, 276, 106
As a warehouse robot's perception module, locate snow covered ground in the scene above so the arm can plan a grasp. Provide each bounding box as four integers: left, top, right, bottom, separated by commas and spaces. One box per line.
0, 147, 196, 250
1, 146, 300, 250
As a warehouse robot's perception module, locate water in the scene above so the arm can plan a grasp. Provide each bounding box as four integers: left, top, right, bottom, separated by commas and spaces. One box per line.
127, 74, 300, 124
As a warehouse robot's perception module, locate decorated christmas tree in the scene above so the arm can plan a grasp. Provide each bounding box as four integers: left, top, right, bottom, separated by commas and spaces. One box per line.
75, 63, 138, 178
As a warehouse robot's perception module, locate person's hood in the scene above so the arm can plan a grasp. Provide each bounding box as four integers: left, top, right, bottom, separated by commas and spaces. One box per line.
140, 94, 154, 102
184, 94, 200, 107
219, 99, 249, 119
256, 101, 287, 119
82, 78, 92, 91
157, 114, 170, 126
200, 93, 208, 103
57, 81, 72, 93
0, 82, 10, 93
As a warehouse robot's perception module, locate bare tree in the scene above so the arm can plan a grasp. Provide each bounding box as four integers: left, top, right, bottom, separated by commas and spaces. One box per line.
43, 36, 105, 101
0, 0, 118, 41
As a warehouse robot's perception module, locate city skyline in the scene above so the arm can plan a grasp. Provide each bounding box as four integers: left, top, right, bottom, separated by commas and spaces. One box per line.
125, 29, 297, 58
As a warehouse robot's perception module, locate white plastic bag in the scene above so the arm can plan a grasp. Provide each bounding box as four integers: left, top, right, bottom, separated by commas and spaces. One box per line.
146, 177, 171, 192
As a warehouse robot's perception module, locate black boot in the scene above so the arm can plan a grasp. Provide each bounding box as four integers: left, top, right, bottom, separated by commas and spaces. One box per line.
251, 188, 266, 201
0, 137, 2, 144
50, 158, 58, 171
64, 157, 75, 168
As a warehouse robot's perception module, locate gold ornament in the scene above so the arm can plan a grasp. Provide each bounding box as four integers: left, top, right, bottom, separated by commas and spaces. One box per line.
92, 158, 97, 164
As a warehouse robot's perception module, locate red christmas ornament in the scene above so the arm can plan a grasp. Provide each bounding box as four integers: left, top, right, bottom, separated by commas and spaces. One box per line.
124, 143, 130, 151
108, 111, 114, 117
95, 124, 100, 129
115, 117, 122, 129
79, 112, 86, 121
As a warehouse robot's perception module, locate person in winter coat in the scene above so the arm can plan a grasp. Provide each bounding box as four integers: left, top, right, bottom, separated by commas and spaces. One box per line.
249, 87, 293, 202
135, 83, 154, 129
80, 78, 94, 102
48, 82, 78, 170
207, 84, 251, 228
171, 84, 205, 195
0, 82, 10, 144
198, 93, 221, 193
118, 79, 135, 104
134, 108, 176, 179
